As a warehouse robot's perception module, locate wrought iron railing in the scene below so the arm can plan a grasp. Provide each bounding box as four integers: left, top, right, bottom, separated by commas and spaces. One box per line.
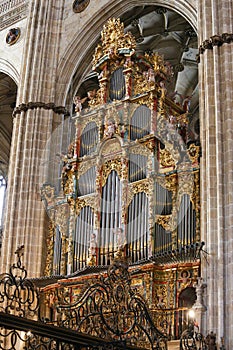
0, 312, 141, 350
179, 322, 224, 350
0, 245, 224, 350
0, 245, 167, 349
53, 249, 167, 350
149, 241, 205, 265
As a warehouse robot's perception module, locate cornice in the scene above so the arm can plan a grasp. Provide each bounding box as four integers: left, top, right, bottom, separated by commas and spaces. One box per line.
0, 1, 28, 31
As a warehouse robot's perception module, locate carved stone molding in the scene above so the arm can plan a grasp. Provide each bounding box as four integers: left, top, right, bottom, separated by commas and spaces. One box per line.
197, 33, 233, 61
0, 0, 28, 31
13, 102, 70, 117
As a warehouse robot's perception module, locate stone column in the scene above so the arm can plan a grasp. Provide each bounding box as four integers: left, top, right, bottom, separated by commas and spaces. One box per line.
0, 0, 67, 277
198, 0, 233, 347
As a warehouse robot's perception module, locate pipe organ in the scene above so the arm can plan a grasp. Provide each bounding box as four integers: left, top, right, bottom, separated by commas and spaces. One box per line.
40, 18, 202, 340
41, 16, 201, 274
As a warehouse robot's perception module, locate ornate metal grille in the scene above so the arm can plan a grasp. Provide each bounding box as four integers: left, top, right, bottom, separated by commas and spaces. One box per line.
0, 245, 167, 350
55, 250, 167, 349
0, 245, 39, 317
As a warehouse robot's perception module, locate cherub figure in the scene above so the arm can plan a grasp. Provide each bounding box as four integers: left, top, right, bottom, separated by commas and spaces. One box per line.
73, 95, 87, 112
114, 228, 126, 250
147, 67, 155, 83
104, 119, 116, 137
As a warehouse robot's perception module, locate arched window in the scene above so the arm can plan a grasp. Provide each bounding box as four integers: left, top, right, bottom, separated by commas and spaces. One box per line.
178, 287, 197, 337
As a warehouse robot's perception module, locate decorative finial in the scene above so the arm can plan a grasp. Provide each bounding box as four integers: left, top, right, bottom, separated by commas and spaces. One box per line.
15, 244, 24, 258
92, 18, 136, 68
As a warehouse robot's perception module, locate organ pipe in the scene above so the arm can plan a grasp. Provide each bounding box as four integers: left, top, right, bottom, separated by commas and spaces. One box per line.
130, 105, 151, 140
53, 226, 62, 274
109, 68, 126, 100
177, 194, 196, 249
74, 206, 94, 271
127, 192, 149, 263
99, 171, 122, 265
80, 122, 98, 157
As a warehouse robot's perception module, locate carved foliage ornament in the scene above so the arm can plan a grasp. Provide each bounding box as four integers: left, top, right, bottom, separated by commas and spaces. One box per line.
93, 18, 136, 67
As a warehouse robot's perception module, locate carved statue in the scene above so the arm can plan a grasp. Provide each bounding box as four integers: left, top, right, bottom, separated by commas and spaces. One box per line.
104, 119, 116, 138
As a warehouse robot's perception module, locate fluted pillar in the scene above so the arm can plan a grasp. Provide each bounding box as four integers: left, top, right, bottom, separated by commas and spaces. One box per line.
198, 0, 233, 347
0, 0, 66, 277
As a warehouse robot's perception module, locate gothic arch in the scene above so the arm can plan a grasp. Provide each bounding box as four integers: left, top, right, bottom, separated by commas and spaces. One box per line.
56, 0, 197, 106
0, 71, 17, 172
0, 58, 19, 85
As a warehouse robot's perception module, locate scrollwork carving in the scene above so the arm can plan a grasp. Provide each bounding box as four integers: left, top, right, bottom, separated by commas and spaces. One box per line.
101, 158, 123, 186
155, 215, 172, 231
160, 149, 176, 168
127, 179, 151, 206
155, 174, 177, 192
188, 144, 200, 165
75, 195, 97, 217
